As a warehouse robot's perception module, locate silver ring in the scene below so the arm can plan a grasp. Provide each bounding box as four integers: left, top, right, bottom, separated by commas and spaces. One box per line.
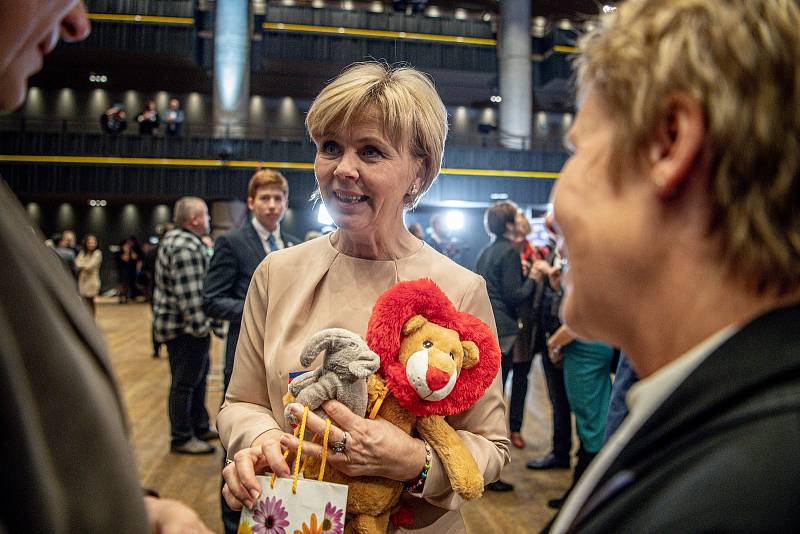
330, 431, 348, 454
225, 458, 234, 466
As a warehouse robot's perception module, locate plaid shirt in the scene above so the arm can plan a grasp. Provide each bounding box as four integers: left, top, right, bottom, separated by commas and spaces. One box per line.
153, 228, 219, 342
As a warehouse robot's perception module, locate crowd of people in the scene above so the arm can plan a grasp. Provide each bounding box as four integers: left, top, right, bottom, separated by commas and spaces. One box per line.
2, 0, 799, 533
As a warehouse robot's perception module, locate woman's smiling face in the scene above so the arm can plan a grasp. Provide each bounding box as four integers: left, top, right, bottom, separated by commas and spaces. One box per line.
314, 117, 421, 239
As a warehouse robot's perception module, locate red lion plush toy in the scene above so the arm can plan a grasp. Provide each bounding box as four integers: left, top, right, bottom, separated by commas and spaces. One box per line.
296, 279, 501, 534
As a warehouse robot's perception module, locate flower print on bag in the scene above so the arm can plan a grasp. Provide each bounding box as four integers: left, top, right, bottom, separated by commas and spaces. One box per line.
321, 503, 344, 534
252, 496, 290, 534
293, 513, 323, 534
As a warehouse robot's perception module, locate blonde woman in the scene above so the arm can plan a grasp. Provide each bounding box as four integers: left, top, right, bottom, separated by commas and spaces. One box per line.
219, 62, 509, 532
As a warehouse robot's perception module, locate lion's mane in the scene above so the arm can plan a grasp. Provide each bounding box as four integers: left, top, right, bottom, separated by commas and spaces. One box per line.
365, 278, 500, 417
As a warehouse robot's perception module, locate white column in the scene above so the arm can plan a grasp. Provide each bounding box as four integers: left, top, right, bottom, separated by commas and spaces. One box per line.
498, 0, 532, 149
213, 0, 251, 138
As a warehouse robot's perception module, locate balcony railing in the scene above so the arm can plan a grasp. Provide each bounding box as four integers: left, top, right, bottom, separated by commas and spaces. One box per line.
0, 117, 568, 153
85, 0, 195, 18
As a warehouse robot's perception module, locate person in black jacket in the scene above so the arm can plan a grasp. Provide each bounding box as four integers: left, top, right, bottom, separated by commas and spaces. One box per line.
203, 169, 300, 534
475, 200, 539, 492
547, 0, 800, 532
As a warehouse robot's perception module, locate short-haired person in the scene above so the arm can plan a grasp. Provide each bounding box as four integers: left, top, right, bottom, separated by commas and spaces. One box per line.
0, 1, 211, 532
549, 0, 800, 531
205, 170, 300, 394
154, 197, 221, 455
219, 62, 509, 532
475, 200, 541, 491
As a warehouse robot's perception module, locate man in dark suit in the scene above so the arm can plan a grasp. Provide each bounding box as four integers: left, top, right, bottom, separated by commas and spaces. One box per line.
203, 169, 300, 534
204, 169, 300, 393
0, 1, 211, 532
547, 0, 800, 532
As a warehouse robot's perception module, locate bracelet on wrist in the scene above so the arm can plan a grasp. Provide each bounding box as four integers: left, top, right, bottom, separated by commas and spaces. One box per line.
405, 439, 432, 494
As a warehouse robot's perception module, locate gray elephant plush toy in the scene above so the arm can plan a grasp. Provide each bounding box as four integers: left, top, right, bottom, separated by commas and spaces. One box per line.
285, 328, 380, 424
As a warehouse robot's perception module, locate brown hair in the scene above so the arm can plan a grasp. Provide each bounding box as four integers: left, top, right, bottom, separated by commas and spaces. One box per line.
484, 201, 519, 237
575, 0, 800, 294
247, 169, 288, 199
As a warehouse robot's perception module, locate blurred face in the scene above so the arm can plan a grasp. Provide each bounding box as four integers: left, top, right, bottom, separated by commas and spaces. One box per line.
186, 203, 210, 236
552, 88, 655, 342
314, 118, 420, 238
63, 230, 76, 248
514, 213, 530, 242
169, 99, 179, 110
85, 235, 97, 251
247, 185, 287, 232
0, 0, 90, 111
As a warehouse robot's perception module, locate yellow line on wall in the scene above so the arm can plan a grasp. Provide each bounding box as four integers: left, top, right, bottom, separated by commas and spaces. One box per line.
263, 22, 497, 46
552, 45, 578, 53
87, 13, 194, 25
0, 155, 558, 179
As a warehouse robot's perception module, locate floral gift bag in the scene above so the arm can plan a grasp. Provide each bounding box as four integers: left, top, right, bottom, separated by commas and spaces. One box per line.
238, 407, 348, 534
238, 476, 347, 534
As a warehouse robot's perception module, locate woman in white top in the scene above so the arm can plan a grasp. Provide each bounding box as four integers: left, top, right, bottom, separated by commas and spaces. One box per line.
76, 233, 102, 315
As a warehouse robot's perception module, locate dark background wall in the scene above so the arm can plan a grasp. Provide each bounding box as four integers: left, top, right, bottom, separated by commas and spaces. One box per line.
21, 197, 506, 291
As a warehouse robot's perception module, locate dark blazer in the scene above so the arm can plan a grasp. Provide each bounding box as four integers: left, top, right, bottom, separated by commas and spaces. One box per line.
561, 303, 800, 533
0, 181, 148, 533
203, 222, 299, 390
475, 235, 535, 342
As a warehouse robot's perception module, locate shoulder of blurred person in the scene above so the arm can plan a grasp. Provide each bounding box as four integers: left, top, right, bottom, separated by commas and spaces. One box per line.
0, 181, 150, 533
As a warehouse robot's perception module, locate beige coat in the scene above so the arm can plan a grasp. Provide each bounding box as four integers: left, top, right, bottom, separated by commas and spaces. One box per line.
218, 234, 510, 533
76, 249, 102, 297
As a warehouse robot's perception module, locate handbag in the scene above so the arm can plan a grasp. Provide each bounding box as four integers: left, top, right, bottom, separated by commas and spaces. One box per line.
238, 406, 349, 534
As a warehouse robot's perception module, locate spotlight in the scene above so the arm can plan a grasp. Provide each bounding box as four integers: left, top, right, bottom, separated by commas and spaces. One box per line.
445, 210, 464, 231
490, 193, 509, 200
490, 95, 502, 103
602, 4, 617, 13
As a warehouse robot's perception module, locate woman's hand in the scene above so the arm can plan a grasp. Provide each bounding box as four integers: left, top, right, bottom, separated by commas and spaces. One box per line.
529, 259, 551, 282
548, 266, 562, 292
280, 401, 427, 482
144, 496, 213, 534
221, 430, 291, 511
547, 325, 575, 360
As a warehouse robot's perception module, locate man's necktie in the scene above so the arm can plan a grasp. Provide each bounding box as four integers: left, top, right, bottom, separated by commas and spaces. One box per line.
267, 233, 278, 252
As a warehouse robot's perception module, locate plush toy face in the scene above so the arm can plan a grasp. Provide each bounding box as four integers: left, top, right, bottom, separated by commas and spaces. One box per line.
400, 315, 479, 402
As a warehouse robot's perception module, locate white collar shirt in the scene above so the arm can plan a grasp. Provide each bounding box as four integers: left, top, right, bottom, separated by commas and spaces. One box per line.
251, 217, 284, 254
551, 324, 738, 533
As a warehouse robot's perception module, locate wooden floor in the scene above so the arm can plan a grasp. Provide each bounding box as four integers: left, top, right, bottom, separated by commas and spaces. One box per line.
98, 299, 570, 533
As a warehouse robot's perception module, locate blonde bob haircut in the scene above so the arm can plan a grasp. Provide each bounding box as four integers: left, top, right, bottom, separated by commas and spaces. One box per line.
575, 0, 800, 295
305, 61, 448, 207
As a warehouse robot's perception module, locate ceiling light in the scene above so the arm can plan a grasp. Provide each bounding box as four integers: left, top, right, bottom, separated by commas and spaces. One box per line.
454, 8, 467, 20
602, 4, 617, 13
